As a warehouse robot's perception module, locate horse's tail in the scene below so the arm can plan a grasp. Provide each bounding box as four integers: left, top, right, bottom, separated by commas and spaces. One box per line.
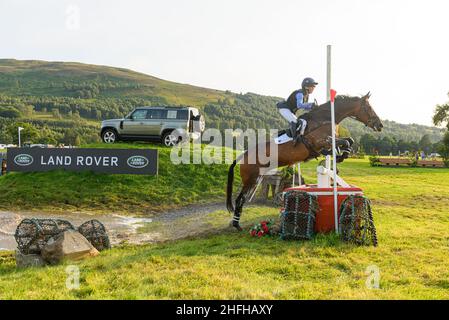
226, 159, 237, 213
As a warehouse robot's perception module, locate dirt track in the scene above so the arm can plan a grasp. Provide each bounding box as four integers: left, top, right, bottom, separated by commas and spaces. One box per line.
0, 203, 230, 251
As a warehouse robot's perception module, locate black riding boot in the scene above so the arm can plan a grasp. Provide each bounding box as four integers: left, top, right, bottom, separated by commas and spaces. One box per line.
289, 121, 298, 141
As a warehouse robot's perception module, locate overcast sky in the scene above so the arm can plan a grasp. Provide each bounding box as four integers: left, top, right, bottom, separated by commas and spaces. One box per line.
1, 0, 449, 126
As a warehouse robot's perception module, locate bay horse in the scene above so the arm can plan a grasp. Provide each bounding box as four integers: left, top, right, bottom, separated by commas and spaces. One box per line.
226, 92, 383, 231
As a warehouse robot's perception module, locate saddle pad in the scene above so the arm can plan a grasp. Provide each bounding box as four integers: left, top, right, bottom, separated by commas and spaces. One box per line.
274, 133, 293, 145
275, 120, 307, 145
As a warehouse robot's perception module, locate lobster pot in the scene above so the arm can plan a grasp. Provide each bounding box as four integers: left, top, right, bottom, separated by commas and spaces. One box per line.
339, 195, 378, 246
14, 218, 75, 254
78, 219, 111, 251
280, 191, 319, 240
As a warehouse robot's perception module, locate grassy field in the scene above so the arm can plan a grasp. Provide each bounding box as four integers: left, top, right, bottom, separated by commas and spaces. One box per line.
0, 158, 448, 299
24, 111, 100, 126
0, 143, 234, 213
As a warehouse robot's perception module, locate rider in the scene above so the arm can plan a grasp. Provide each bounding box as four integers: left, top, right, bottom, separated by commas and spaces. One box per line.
277, 77, 318, 141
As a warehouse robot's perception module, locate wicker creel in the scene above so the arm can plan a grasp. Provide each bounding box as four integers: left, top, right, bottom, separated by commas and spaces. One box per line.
280, 190, 319, 240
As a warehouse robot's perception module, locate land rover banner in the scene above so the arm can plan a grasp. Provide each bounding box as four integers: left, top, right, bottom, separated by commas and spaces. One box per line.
6, 148, 158, 175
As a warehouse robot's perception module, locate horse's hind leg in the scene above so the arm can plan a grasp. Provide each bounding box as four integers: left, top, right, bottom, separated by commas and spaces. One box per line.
231, 191, 246, 231
231, 179, 259, 231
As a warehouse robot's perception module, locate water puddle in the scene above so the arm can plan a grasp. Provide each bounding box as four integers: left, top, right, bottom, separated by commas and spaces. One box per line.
0, 203, 228, 251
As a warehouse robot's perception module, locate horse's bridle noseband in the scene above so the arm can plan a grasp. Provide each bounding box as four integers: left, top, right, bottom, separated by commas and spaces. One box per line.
350, 99, 378, 128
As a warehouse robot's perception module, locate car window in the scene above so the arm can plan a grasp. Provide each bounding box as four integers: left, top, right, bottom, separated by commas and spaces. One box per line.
131, 109, 148, 120
167, 110, 178, 119
147, 109, 167, 119
177, 110, 188, 120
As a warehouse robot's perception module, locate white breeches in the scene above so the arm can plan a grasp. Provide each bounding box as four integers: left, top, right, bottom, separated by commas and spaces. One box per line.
278, 108, 297, 123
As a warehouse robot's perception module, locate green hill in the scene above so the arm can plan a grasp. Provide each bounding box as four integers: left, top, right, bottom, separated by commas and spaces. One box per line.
0, 59, 444, 147
0, 59, 227, 106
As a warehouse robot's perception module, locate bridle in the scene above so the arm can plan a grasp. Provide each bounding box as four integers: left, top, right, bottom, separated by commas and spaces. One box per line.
349, 98, 378, 129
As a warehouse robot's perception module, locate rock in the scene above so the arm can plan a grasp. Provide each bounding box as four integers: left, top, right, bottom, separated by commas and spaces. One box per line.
15, 250, 46, 268
41, 230, 99, 265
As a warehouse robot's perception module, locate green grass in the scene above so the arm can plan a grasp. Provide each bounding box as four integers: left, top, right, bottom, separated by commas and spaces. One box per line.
0, 143, 234, 213
20, 111, 101, 129
1, 158, 449, 299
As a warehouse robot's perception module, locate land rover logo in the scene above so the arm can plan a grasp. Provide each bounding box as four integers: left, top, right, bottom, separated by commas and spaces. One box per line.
14, 154, 34, 166
127, 155, 149, 169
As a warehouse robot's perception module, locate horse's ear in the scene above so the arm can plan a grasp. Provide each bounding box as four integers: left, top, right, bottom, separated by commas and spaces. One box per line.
364, 91, 371, 99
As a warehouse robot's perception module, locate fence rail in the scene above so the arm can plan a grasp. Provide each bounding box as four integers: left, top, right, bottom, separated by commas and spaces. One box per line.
377, 157, 445, 168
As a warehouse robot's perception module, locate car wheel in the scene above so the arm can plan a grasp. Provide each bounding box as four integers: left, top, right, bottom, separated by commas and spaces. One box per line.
102, 129, 117, 144
162, 131, 180, 147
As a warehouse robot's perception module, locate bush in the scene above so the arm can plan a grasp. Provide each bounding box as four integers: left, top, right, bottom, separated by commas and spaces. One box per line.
444, 160, 449, 168
410, 156, 418, 167
368, 156, 380, 167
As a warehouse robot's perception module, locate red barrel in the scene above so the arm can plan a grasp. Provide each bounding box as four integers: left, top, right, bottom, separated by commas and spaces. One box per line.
284, 185, 363, 233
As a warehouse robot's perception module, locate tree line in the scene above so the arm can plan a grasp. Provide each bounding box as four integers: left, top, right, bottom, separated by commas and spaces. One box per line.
358, 133, 441, 155
0, 118, 100, 146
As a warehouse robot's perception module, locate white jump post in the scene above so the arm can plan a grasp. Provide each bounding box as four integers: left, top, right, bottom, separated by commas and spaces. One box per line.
327, 44, 339, 234
18, 126, 24, 148
330, 89, 338, 233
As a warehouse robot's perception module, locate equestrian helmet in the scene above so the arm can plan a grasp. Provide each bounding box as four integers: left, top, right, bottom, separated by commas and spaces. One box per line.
302, 77, 318, 88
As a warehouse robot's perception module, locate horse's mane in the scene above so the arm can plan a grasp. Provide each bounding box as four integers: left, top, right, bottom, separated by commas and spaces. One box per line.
300, 95, 361, 122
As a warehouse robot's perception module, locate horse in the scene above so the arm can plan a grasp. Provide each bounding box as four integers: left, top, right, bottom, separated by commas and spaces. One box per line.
226, 92, 383, 231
